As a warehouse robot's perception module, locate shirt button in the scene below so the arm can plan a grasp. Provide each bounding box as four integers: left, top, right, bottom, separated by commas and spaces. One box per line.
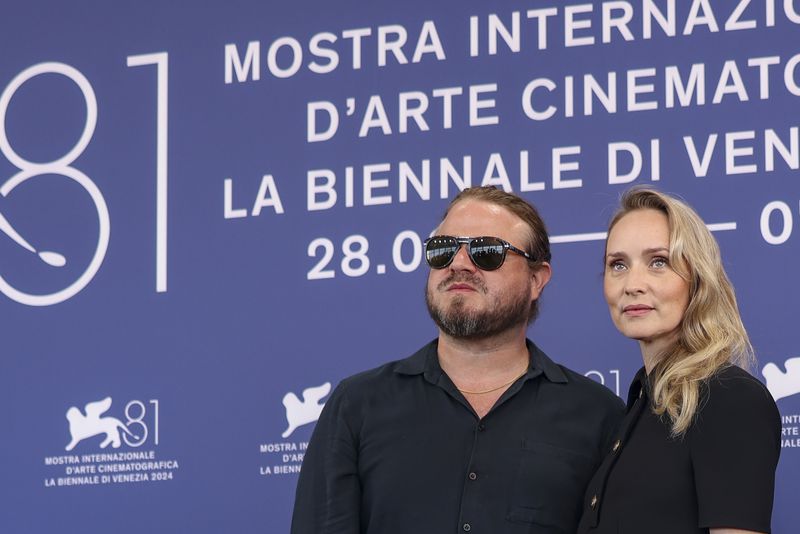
477, 423, 485, 432
468, 472, 477, 480
590, 494, 599, 509
611, 439, 621, 453
463, 523, 471, 531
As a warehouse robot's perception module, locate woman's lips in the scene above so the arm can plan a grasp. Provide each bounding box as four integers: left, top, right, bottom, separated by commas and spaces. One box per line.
623, 304, 653, 316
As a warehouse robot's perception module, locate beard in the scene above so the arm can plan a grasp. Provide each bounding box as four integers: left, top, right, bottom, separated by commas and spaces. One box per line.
425, 272, 533, 340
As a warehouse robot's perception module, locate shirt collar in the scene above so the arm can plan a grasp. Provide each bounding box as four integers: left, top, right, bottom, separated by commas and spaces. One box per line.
626, 366, 649, 408
394, 338, 568, 384
527, 339, 568, 384
393, 340, 441, 381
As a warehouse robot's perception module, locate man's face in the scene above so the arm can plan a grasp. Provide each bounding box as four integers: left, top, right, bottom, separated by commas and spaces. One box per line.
425, 199, 550, 340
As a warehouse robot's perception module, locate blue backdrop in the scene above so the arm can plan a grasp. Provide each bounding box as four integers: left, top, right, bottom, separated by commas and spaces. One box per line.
2, 1, 799, 532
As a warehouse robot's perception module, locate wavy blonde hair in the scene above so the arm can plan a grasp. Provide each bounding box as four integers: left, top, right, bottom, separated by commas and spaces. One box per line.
607, 187, 753, 436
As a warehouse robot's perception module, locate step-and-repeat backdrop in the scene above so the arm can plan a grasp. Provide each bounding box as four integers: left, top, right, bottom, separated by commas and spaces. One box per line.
2, 1, 799, 532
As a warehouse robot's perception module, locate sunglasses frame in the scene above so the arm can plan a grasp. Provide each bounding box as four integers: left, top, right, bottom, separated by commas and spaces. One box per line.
423, 235, 534, 271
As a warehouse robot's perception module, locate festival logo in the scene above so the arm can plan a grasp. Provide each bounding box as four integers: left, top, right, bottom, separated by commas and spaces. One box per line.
259, 381, 332, 477
763, 357, 800, 450
282, 382, 331, 438
65, 397, 137, 451
762, 357, 800, 402
43, 396, 179, 488
0, 62, 110, 307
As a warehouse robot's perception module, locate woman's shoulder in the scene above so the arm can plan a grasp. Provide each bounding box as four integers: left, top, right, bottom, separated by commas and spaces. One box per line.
694, 364, 780, 432
688, 366, 781, 533
704, 365, 774, 403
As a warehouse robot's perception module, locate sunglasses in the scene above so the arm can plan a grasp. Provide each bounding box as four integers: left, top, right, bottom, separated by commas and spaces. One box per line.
424, 235, 534, 271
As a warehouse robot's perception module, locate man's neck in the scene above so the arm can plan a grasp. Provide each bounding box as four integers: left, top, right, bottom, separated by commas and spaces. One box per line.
437, 327, 530, 384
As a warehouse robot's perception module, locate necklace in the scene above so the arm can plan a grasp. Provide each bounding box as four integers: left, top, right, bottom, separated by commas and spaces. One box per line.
456, 367, 528, 395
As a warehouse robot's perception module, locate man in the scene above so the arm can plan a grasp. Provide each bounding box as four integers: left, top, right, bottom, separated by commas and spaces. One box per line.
291, 186, 624, 534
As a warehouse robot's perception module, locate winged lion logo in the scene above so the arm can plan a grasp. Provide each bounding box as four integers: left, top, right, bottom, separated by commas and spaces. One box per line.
282, 383, 331, 438
65, 397, 139, 451
762, 357, 800, 402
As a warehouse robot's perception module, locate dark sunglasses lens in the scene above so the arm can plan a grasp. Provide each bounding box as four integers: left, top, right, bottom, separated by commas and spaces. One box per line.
469, 237, 506, 270
426, 237, 459, 269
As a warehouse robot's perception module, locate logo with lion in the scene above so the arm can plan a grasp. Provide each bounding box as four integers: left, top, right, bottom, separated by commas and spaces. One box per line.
763, 357, 800, 402
65, 397, 138, 451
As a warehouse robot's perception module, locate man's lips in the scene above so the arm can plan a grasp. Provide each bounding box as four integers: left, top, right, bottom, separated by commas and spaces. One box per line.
447, 283, 477, 292
623, 304, 654, 316
437, 274, 486, 293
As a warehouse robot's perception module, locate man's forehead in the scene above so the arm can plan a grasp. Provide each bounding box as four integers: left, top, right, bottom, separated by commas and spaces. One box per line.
443, 199, 521, 223
439, 200, 529, 239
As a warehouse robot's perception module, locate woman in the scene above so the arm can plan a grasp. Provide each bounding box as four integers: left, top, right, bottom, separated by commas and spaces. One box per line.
577, 188, 781, 534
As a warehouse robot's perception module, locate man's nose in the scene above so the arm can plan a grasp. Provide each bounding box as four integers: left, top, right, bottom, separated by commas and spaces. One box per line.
449, 243, 476, 271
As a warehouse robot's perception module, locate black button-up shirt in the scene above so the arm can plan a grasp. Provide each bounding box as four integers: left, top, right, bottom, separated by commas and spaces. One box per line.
577, 365, 781, 534
291, 339, 624, 534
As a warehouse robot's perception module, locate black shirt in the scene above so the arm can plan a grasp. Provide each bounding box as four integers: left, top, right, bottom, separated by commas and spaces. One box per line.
578, 365, 781, 534
291, 339, 625, 534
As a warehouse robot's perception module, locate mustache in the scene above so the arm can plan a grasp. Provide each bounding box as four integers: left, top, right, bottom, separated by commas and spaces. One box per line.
437, 272, 487, 293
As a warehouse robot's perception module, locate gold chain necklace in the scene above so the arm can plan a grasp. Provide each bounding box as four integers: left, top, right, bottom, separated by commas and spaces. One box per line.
456, 367, 528, 395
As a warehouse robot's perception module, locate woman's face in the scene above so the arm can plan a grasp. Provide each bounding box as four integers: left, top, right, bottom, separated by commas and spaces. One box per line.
604, 209, 690, 350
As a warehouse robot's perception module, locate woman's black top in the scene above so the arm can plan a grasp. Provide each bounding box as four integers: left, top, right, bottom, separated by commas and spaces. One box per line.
577, 365, 781, 534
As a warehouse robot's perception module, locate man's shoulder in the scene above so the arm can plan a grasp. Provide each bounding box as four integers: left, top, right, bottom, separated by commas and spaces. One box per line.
528, 342, 625, 415
563, 365, 623, 400
334, 343, 432, 397
532, 342, 617, 391
540, 357, 625, 415
337, 359, 404, 389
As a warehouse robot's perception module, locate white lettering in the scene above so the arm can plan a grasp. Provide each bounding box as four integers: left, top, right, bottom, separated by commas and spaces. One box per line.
266, 37, 303, 78
522, 78, 557, 120
748, 56, 780, 99
224, 179, 247, 219
526, 8, 558, 49
713, 60, 749, 103
378, 25, 408, 67
481, 153, 513, 191
469, 84, 499, 126
643, 0, 676, 38
399, 92, 430, 133
565, 4, 595, 47
363, 164, 392, 206
225, 42, 260, 84
307, 170, 337, 211
307, 101, 339, 142
603, 1, 635, 43
252, 175, 284, 215
684, 0, 720, 34
726, 0, 756, 30
725, 130, 758, 175
359, 96, 392, 137
309, 33, 339, 74
413, 21, 446, 62
765, 127, 800, 171
609, 142, 642, 184
628, 68, 658, 111
552, 146, 583, 189
683, 134, 718, 177
665, 64, 706, 107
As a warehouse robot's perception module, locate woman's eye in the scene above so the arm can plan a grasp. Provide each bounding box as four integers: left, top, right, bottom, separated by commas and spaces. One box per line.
651, 257, 668, 268
608, 260, 626, 271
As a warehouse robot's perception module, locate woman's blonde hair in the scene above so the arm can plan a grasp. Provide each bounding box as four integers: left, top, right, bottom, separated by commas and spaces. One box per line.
607, 187, 753, 436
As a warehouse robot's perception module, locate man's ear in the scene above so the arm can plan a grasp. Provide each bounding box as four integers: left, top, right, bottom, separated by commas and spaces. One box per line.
529, 262, 552, 300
